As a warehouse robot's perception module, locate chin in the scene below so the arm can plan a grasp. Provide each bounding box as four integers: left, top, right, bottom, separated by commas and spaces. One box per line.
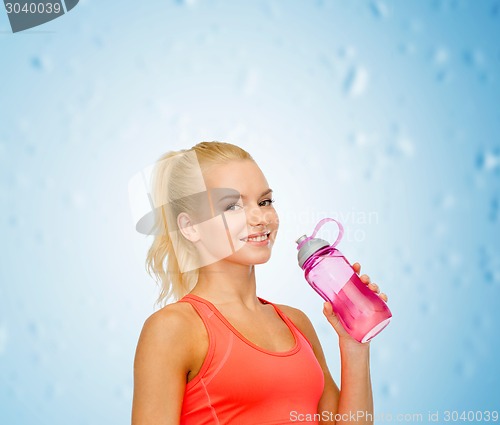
226, 250, 273, 266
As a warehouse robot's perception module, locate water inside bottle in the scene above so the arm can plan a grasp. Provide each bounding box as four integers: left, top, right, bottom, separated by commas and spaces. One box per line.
307, 259, 391, 342
332, 274, 391, 342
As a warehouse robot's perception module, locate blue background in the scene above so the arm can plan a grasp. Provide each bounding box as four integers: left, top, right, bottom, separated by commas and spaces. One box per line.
1, 0, 499, 423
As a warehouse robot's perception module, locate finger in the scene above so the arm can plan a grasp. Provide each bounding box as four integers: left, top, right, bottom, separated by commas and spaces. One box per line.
323, 301, 334, 316
323, 302, 342, 328
368, 282, 380, 293
379, 293, 388, 302
360, 274, 371, 284
352, 262, 361, 275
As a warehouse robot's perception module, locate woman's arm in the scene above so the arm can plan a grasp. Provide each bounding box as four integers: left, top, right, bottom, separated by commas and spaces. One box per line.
131, 306, 193, 425
282, 263, 386, 425
325, 300, 373, 425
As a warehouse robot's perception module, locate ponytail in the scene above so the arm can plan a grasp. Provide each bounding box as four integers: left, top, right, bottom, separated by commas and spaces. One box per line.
145, 141, 253, 308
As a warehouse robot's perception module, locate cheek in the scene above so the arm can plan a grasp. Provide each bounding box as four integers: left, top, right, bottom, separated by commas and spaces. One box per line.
266, 208, 279, 228
224, 210, 247, 231
224, 210, 248, 250
198, 217, 232, 253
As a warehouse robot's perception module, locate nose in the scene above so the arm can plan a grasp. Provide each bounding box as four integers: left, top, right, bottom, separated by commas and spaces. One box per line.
246, 204, 267, 228
246, 204, 277, 230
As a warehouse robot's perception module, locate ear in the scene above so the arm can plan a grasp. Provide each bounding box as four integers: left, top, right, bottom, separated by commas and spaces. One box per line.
177, 212, 200, 242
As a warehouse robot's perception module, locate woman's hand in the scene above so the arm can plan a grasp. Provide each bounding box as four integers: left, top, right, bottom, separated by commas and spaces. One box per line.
353, 262, 388, 303
322, 262, 389, 343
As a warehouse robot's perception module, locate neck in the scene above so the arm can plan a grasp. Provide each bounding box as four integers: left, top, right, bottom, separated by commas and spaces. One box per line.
192, 261, 259, 309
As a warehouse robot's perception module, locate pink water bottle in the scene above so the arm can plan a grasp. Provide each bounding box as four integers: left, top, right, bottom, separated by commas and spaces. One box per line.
296, 218, 392, 343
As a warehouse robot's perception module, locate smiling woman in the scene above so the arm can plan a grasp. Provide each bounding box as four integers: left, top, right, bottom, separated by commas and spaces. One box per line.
131, 141, 382, 425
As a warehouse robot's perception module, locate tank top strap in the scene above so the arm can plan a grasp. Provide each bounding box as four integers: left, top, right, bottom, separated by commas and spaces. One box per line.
178, 293, 232, 339
177, 294, 325, 424
179, 293, 214, 318
179, 294, 313, 350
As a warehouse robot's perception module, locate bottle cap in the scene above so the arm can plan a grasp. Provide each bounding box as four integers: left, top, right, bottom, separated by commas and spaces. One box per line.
296, 235, 330, 268
295, 218, 345, 269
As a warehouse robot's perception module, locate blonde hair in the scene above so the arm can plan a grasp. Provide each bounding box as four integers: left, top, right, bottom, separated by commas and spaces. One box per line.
145, 141, 254, 308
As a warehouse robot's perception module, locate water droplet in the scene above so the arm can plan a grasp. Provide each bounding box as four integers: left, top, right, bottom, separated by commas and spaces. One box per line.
385, 127, 416, 159
463, 49, 485, 67
432, 46, 450, 65
45, 381, 65, 399
433, 0, 466, 12
262, 0, 282, 20
398, 42, 416, 56
380, 381, 399, 397
349, 132, 370, 147
92, 36, 104, 48
492, 1, 500, 17
402, 261, 413, 274
343, 66, 369, 97
472, 313, 491, 330
478, 246, 500, 285
369, 0, 389, 18
395, 137, 415, 158
419, 301, 433, 315
442, 250, 461, 268
337, 46, 356, 60
30, 55, 52, 72
8, 215, 19, 228
475, 148, 500, 172
27, 320, 43, 338
31, 56, 43, 70
436, 69, 453, 83
175, 0, 197, 7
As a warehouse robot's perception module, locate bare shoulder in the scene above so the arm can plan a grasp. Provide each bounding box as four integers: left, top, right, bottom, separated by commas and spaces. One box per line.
144, 300, 198, 329
138, 300, 201, 349
132, 301, 203, 423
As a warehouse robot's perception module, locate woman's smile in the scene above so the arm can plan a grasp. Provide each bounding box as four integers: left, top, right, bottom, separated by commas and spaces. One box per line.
240, 231, 271, 245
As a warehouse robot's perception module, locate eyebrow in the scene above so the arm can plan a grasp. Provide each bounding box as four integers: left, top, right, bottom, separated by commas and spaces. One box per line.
216, 188, 273, 202
242, 188, 273, 199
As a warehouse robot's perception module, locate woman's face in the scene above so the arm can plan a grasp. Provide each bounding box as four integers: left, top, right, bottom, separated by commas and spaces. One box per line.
193, 159, 279, 267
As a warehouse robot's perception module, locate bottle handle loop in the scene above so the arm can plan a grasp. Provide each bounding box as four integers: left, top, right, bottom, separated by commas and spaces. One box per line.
297, 217, 344, 250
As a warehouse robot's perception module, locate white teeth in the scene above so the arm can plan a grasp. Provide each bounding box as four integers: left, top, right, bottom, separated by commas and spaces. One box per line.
245, 233, 269, 242
248, 235, 266, 242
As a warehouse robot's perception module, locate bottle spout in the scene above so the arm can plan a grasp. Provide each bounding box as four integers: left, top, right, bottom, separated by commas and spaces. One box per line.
295, 235, 308, 245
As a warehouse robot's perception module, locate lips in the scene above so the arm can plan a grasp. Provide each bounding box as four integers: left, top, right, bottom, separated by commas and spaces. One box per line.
240, 231, 271, 242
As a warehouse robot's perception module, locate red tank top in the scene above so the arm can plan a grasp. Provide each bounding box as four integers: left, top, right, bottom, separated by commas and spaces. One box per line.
178, 294, 325, 424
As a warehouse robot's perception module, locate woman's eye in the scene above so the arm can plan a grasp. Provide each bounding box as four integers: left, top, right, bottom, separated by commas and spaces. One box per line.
260, 198, 275, 207
226, 203, 243, 211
